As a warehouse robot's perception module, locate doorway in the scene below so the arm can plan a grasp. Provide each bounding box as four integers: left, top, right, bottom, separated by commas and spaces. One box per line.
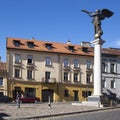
42, 89, 54, 102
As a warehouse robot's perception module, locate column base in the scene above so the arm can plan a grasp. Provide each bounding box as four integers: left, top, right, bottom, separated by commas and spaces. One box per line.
84, 95, 110, 107
81, 95, 103, 108
72, 95, 111, 108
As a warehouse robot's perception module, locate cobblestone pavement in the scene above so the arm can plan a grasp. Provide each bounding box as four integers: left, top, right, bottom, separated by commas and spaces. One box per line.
0, 102, 119, 120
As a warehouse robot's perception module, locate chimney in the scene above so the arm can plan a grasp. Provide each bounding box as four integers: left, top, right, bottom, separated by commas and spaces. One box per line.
67, 40, 71, 45
81, 42, 91, 47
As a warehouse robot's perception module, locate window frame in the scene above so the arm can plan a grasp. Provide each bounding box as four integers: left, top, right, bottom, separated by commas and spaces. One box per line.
86, 73, 91, 84
0, 77, 3, 86
111, 80, 115, 89
27, 69, 33, 79
14, 68, 20, 78
45, 71, 51, 81
86, 60, 92, 69
45, 57, 52, 66
110, 63, 117, 74
15, 54, 21, 64
102, 62, 108, 73
64, 59, 69, 67
74, 59, 79, 68
74, 73, 78, 82
64, 72, 69, 81
27, 55, 33, 64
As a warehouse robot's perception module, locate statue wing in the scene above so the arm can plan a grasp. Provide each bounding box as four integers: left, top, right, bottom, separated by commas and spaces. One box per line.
81, 10, 93, 17
102, 9, 114, 18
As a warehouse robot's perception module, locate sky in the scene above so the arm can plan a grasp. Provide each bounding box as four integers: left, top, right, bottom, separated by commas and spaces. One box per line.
0, 0, 120, 62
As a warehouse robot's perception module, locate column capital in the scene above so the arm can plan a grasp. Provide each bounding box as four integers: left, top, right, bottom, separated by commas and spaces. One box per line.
91, 38, 105, 45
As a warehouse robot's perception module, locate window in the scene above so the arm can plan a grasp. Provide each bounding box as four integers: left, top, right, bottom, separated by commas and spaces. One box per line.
27, 55, 33, 64
27, 41, 34, 48
74, 59, 79, 68
14, 40, 20, 47
15, 54, 21, 63
86, 60, 92, 69
45, 71, 50, 81
82, 91, 92, 98
86, 74, 91, 84
102, 62, 108, 73
103, 80, 106, 88
74, 73, 78, 82
64, 72, 69, 81
0, 78, 3, 86
111, 80, 115, 89
25, 88, 36, 97
45, 43, 53, 50
64, 90, 69, 97
64, 59, 69, 67
27, 70, 33, 79
15, 69, 20, 78
0, 92, 3, 97
45, 57, 51, 66
110, 63, 116, 73
68, 45, 74, 52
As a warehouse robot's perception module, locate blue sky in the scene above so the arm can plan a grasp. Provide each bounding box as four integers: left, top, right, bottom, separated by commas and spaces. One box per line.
0, 0, 120, 62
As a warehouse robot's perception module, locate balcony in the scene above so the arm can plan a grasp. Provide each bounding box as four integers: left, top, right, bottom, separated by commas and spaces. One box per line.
27, 63, 35, 68
63, 66, 70, 70
86, 82, 93, 85
73, 80, 81, 84
14, 62, 22, 67
86, 68, 93, 72
73, 67, 80, 71
42, 78, 56, 83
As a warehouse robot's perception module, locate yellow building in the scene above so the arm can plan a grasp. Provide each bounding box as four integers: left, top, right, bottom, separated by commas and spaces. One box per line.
0, 62, 7, 97
6, 37, 94, 102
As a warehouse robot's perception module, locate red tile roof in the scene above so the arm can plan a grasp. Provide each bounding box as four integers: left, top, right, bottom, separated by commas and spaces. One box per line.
6, 37, 120, 56
102, 48, 120, 56
0, 62, 6, 71
6, 37, 94, 57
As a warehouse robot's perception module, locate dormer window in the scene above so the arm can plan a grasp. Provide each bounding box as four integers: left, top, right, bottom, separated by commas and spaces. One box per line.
14, 40, 20, 47
27, 41, 34, 48
68, 45, 74, 52
45, 43, 53, 50
82, 47, 88, 52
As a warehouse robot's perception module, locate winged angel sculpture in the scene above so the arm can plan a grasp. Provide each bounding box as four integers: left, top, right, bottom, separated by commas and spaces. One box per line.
82, 9, 113, 39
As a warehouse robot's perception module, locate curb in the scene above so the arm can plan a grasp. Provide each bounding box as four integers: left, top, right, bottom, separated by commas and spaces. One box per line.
19, 105, 120, 119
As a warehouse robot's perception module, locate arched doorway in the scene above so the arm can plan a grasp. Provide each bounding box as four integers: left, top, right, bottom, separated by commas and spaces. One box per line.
42, 89, 54, 102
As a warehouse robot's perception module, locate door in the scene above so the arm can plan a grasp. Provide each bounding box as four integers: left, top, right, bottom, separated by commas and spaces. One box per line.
42, 89, 54, 102
73, 90, 79, 101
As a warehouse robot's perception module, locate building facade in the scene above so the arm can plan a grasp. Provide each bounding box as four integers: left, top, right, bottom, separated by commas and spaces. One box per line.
6, 37, 94, 102
102, 48, 120, 97
0, 62, 7, 97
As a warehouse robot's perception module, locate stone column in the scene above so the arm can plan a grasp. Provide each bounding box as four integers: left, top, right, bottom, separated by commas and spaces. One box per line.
91, 38, 105, 96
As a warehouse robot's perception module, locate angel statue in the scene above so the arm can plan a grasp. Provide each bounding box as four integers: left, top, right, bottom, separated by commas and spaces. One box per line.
82, 9, 113, 39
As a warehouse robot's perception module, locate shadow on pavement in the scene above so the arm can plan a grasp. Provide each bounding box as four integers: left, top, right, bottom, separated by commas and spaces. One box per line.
0, 113, 10, 120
